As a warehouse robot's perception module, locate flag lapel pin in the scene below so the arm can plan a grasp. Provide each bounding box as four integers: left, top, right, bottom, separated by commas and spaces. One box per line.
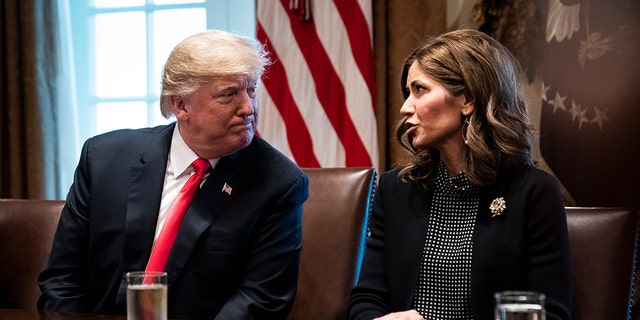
222, 183, 233, 195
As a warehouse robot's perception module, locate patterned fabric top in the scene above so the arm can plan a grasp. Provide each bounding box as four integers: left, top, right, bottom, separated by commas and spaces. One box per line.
412, 161, 480, 319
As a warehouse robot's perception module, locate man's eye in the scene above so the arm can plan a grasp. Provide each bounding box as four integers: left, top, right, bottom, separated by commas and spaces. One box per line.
214, 91, 234, 98
247, 86, 257, 97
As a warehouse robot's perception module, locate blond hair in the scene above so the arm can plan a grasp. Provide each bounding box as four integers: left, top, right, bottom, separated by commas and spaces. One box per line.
159, 30, 270, 118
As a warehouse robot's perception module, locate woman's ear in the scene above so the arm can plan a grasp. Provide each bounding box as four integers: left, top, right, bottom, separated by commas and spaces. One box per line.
461, 98, 474, 117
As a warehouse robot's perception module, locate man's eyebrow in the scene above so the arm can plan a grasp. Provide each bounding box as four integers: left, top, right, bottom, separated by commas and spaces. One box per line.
219, 85, 238, 91
212, 84, 240, 94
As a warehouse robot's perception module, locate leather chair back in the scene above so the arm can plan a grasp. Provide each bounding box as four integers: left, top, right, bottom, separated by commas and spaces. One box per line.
0, 169, 377, 315
0, 199, 64, 309
566, 207, 639, 320
287, 167, 376, 320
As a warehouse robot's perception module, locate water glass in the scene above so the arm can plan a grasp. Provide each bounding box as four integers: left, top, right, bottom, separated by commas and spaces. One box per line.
494, 291, 546, 320
126, 271, 168, 320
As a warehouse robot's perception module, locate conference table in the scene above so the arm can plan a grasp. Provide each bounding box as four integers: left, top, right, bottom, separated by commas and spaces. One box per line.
0, 308, 126, 319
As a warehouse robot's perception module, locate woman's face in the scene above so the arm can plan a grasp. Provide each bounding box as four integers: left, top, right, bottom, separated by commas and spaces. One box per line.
400, 61, 471, 151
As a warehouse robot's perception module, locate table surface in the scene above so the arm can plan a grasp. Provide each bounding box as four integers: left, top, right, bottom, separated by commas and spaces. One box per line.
0, 308, 126, 319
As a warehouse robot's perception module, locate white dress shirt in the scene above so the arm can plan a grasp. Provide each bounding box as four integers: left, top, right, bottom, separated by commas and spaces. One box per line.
153, 124, 219, 240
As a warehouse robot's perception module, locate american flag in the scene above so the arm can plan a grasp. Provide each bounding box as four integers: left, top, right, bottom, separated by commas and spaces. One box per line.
256, 0, 378, 169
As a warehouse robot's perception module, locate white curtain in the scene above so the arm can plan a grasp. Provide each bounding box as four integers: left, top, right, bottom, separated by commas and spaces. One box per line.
53, 0, 80, 198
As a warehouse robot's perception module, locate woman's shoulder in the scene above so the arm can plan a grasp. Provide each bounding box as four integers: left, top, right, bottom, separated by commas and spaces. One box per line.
379, 167, 405, 184
503, 164, 559, 183
377, 167, 424, 193
495, 164, 563, 195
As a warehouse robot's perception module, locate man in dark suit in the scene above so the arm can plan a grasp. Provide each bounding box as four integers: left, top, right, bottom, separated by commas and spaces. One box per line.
37, 29, 308, 319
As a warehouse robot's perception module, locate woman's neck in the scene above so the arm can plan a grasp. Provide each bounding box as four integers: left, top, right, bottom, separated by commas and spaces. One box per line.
439, 143, 467, 177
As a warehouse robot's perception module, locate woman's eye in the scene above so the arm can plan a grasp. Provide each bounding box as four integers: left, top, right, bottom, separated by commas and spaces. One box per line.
416, 84, 431, 94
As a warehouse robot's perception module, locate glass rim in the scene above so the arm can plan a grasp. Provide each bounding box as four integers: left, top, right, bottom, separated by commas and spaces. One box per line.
125, 271, 167, 277
494, 290, 546, 300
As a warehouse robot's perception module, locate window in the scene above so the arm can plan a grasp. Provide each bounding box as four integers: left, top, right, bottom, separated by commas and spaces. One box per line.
69, 0, 256, 143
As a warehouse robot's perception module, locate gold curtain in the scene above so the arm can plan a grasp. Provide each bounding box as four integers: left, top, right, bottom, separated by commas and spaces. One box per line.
373, 0, 447, 171
0, 0, 59, 199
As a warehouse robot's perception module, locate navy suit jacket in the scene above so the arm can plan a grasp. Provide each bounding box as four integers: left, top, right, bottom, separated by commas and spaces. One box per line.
347, 165, 572, 320
38, 123, 308, 319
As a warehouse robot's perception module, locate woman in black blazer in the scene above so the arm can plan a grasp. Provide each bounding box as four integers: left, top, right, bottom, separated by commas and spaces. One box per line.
347, 29, 572, 320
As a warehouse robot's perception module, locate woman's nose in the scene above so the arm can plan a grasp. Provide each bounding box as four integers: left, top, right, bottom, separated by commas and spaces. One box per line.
400, 97, 414, 116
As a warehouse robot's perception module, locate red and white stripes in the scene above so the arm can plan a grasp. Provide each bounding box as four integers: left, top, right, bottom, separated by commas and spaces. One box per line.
256, 0, 378, 168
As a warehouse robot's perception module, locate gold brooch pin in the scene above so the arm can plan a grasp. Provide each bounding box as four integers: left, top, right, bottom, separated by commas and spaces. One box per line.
490, 197, 506, 217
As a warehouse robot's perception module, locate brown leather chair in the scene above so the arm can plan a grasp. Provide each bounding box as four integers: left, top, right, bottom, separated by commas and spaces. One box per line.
287, 167, 376, 320
0, 199, 64, 310
0, 168, 377, 315
565, 207, 639, 320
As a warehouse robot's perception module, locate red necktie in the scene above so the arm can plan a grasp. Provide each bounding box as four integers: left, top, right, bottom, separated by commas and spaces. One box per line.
145, 158, 211, 272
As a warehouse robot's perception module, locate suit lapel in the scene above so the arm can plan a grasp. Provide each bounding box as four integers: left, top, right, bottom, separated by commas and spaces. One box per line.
122, 124, 174, 272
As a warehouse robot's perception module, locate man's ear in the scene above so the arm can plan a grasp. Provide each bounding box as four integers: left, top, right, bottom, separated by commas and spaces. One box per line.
171, 96, 188, 119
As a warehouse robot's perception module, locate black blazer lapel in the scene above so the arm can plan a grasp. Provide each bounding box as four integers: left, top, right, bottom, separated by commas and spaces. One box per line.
397, 184, 433, 308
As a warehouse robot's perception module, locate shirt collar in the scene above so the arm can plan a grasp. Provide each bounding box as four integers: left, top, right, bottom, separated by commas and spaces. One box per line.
170, 123, 219, 178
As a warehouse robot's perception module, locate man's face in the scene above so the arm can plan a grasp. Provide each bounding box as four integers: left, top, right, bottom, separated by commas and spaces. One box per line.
173, 74, 259, 159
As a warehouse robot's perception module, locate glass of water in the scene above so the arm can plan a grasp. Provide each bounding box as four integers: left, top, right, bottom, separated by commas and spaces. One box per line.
494, 291, 546, 320
126, 271, 168, 320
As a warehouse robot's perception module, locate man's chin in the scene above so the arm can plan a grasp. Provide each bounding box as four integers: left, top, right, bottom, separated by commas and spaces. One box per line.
235, 132, 255, 148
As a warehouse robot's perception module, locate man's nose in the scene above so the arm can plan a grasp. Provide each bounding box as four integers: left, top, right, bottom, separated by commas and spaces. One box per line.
237, 91, 255, 116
